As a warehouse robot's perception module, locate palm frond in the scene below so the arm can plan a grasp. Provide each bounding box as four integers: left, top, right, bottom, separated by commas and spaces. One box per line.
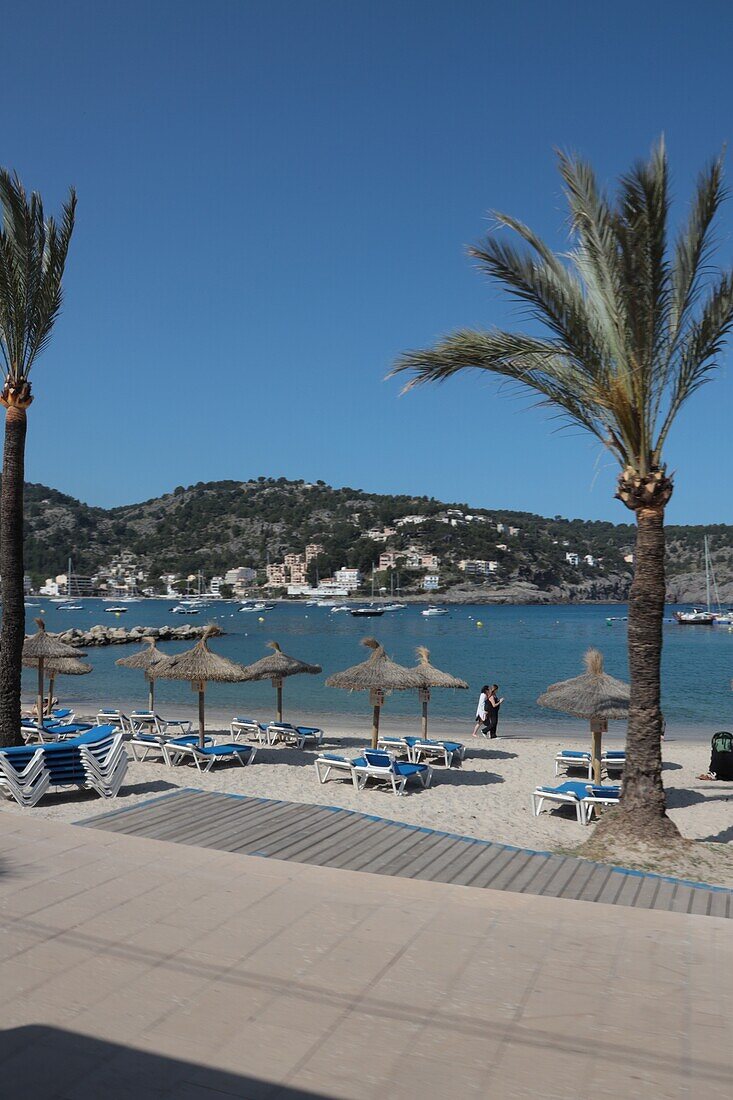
0, 171, 76, 383
393, 141, 733, 480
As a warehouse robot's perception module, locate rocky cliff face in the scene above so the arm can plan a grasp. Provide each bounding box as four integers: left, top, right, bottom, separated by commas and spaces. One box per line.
665, 571, 733, 606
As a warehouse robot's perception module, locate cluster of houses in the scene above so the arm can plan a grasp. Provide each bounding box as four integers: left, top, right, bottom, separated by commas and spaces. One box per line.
31, 506, 630, 599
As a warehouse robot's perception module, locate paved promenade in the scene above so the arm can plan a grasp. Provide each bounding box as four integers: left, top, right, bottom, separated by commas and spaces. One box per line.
0, 813, 731, 1098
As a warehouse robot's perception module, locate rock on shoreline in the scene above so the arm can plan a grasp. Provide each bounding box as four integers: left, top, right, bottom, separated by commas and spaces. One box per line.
57, 624, 216, 648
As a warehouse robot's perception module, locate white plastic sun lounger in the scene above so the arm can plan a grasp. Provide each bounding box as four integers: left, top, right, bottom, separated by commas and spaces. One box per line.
554, 750, 593, 778
410, 737, 466, 767
96, 709, 132, 733
532, 781, 622, 825
161, 740, 257, 772
267, 722, 324, 749
129, 732, 213, 762
230, 717, 269, 743
314, 753, 361, 789
129, 711, 193, 737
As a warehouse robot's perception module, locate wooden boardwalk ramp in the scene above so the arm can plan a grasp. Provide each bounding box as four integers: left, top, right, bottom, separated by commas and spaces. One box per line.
81, 788, 732, 918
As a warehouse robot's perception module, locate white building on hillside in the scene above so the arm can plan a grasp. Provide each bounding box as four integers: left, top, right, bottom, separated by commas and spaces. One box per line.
334, 568, 361, 591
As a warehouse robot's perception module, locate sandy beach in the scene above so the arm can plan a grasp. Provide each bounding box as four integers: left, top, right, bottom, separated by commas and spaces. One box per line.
6, 708, 732, 886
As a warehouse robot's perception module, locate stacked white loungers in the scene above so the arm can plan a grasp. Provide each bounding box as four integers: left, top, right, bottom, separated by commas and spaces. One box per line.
0, 725, 128, 807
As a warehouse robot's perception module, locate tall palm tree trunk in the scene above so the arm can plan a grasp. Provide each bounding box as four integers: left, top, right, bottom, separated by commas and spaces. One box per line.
0, 405, 27, 746
597, 502, 680, 841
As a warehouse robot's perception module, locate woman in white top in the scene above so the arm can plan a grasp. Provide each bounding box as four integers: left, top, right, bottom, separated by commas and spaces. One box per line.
471, 685, 490, 737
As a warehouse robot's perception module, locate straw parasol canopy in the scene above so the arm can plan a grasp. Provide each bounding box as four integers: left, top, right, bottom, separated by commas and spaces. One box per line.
412, 646, 468, 737
150, 625, 249, 746
242, 641, 322, 722
326, 637, 422, 748
537, 648, 629, 782
116, 637, 166, 711
23, 654, 92, 718
22, 619, 81, 726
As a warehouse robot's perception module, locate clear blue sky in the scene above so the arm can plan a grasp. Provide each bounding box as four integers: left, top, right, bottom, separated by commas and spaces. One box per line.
4, 0, 733, 523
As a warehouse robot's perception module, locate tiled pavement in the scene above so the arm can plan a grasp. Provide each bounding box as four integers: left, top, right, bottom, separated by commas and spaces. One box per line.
0, 812, 731, 1098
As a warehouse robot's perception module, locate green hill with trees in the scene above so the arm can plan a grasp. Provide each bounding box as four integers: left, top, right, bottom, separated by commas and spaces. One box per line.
13, 478, 733, 603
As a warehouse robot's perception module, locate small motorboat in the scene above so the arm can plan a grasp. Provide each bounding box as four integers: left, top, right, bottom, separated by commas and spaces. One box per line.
382, 603, 407, 612
57, 604, 83, 611
350, 607, 385, 617
170, 605, 200, 615
421, 607, 449, 617
713, 610, 733, 625
329, 605, 351, 613
105, 606, 128, 613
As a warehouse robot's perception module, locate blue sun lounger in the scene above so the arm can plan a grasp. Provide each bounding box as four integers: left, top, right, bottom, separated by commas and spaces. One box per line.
353, 749, 432, 795
161, 740, 257, 771
267, 722, 324, 749
532, 780, 621, 824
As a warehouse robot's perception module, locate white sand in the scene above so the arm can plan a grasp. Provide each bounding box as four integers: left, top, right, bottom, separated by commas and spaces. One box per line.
6, 713, 731, 870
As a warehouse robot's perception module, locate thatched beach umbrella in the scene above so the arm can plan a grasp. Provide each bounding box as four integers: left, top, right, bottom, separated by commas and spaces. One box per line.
537, 648, 629, 783
22, 619, 80, 725
150, 625, 248, 746
326, 637, 422, 749
23, 654, 92, 716
412, 646, 468, 737
242, 641, 322, 722
116, 637, 165, 711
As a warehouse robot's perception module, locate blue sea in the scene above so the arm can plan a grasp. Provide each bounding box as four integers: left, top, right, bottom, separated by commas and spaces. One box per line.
22, 600, 732, 739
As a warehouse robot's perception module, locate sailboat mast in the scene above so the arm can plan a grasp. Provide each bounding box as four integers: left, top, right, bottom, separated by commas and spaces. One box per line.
704, 536, 711, 613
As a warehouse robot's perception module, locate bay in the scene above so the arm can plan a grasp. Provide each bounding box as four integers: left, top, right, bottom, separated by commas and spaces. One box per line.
22, 599, 732, 739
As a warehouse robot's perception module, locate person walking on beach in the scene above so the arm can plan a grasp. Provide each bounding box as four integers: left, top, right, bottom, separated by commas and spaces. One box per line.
472, 685, 490, 737
484, 684, 504, 739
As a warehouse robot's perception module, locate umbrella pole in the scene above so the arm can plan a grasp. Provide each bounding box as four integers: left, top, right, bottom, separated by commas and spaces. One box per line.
49, 672, 56, 715
422, 699, 428, 738
590, 720, 603, 785
371, 704, 380, 750
198, 687, 206, 749
275, 679, 283, 723
148, 674, 154, 713
37, 658, 45, 727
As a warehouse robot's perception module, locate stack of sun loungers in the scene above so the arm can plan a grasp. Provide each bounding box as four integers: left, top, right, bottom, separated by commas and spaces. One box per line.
315, 747, 432, 796
0, 748, 50, 807
0, 725, 128, 807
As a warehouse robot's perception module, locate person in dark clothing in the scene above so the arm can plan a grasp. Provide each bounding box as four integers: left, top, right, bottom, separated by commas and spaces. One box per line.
484, 684, 504, 739
698, 731, 733, 781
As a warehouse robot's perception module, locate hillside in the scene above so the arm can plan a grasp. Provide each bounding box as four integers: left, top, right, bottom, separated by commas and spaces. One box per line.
15, 478, 733, 603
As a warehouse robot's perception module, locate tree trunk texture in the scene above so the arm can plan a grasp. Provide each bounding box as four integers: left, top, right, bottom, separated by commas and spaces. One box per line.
0, 406, 27, 747
598, 504, 679, 842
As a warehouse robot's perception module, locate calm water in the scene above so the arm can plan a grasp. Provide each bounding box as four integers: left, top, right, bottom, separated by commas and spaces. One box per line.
22, 600, 732, 738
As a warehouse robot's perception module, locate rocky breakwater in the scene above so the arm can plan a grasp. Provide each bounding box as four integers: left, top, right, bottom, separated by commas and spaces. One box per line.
56, 624, 216, 648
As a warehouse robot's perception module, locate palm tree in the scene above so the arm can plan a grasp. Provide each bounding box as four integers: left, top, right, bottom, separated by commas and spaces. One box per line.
0, 171, 76, 746
393, 141, 733, 842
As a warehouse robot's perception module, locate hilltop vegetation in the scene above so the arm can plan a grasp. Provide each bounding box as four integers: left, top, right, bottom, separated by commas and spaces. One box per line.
14, 478, 733, 603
